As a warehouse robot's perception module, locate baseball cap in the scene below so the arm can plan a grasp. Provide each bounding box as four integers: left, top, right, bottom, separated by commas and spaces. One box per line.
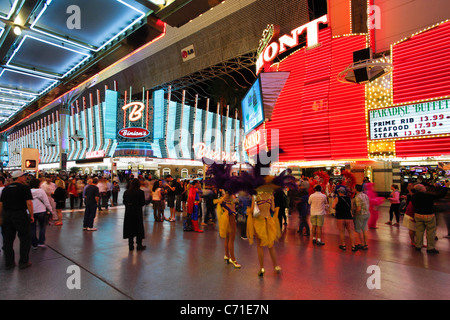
11, 171, 27, 179
337, 186, 346, 194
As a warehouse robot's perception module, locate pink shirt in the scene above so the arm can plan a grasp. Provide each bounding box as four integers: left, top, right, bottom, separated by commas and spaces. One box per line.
389, 190, 400, 204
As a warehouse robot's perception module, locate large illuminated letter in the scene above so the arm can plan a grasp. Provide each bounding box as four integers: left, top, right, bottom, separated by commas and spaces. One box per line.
305, 15, 328, 48
122, 102, 145, 122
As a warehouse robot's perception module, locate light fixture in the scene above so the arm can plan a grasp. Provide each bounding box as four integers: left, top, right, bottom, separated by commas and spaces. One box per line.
13, 26, 22, 35
149, 0, 166, 5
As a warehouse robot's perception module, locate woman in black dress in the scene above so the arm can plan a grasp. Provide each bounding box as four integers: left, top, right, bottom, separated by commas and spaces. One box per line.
52, 179, 66, 226
332, 186, 357, 251
123, 178, 146, 251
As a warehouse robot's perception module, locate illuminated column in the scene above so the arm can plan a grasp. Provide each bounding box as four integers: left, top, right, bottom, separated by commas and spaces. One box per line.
59, 102, 70, 170
50, 114, 57, 163
42, 117, 48, 163
68, 104, 76, 160
83, 97, 90, 157
75, 101, 85, 160
96, 89, 105, 152
89, 93, 97, 153
54, 111, 61, 164
180, 94, 191, 159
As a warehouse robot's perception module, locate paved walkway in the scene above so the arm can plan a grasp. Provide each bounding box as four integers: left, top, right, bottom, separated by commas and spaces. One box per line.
1, 202, 449, 301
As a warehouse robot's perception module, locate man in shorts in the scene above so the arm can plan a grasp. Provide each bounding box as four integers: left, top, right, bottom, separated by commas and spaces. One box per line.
353, 184, 370, 250
308, 185, 328, 245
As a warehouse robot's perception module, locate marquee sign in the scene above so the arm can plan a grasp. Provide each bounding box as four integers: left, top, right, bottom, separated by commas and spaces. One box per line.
86, 150, 106, 159
193, 142, 237, 163
369, 99, 450, 140
256, 14, 328, 75
118, 127, 150, 139
117, 98, 152, 143
243, 130, 261, 151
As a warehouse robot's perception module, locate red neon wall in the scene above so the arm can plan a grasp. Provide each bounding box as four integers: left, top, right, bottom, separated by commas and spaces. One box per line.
264, 28, 367, 162
329, 35, 368, 160
265, 45, 306, 160
393, 21, 450, 158
392, 21, 450, 104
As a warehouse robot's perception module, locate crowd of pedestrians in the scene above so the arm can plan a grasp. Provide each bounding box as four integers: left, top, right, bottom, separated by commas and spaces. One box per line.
0, 169, 449, 271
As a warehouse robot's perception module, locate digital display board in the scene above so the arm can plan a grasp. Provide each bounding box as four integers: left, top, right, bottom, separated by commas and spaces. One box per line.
369, 99, 450, 140
241, 77, 264, 134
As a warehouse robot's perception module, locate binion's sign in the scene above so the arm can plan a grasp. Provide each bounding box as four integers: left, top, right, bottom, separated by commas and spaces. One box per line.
193, 142, 237, 163
256, 14, 329, 75
118, 127, 150, 139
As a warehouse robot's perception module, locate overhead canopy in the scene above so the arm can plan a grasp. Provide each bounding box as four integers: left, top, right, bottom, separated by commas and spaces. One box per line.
0, 0, 225, 131
0, 0, 150, 126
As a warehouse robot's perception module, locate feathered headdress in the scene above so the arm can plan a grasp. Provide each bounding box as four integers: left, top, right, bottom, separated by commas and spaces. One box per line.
342, 170, 356, 189
309, 170, 330, 194
314, 170, 330, 186
203, 150, 297, 195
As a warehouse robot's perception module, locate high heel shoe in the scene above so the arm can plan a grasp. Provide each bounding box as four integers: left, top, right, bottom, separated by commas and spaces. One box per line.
274, 266, 282, 274
224, 255, 229, 263
258, 268, 265, 277
228, 259, 241, 268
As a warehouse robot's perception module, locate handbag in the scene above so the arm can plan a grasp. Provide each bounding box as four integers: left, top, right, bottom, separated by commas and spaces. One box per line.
253, 195, 261, 218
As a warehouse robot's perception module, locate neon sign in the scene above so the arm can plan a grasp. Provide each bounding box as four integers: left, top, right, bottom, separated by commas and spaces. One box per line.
243, 130, 261, 151
122, 101, 145, 122
257, 24, 280, 57
118, 127, 150, 138
369, 99, 450, 140
86, 150, 106, 159
193, 142, 237, 163
256, 14, 329, 75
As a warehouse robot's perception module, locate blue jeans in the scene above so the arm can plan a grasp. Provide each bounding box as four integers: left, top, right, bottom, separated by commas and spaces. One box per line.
31, 212, 48, 246
83, 203, 97, 228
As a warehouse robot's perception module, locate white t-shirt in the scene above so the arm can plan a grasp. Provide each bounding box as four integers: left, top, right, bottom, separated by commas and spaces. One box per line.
152, 188, 162, 201
308, 191, 328, 215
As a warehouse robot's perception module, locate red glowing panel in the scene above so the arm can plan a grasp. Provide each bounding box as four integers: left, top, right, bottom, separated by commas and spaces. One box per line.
264, 45, 306, 161
328, 35, 367, 160
396, 136, 450, 158
263, 28, 367, 162
392, 21, 450, 105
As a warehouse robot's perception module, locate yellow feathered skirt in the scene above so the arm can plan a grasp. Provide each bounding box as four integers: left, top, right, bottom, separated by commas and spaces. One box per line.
215, 198, 229, 239
246, 207, 281, 248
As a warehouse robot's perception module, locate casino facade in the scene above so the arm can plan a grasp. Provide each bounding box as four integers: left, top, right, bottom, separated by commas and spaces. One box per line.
242, 0, 450, 192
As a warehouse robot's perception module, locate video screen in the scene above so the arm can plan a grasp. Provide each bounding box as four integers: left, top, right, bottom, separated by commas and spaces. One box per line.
241, 77, 264, 134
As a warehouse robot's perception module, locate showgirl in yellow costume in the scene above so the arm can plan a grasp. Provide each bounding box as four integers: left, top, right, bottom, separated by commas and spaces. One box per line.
214, 191, 240, 268
205, 162, 242, 269
247, 176, 282, 276
205, 157, 295, 276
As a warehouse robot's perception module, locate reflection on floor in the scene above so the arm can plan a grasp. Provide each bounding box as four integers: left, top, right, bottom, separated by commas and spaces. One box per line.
1, 203, 449, 300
